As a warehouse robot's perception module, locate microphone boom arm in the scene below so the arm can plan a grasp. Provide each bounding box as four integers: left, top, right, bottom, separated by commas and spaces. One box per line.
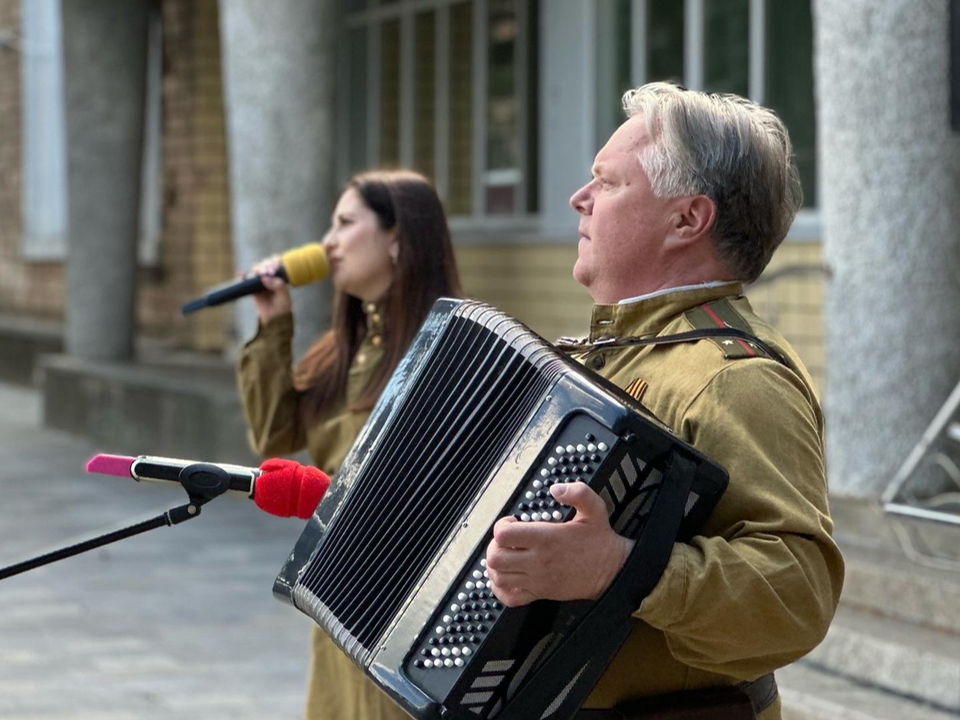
0, 462, 235, 582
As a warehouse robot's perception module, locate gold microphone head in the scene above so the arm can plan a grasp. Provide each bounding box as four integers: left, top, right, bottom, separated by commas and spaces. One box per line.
281, 243, 329, 287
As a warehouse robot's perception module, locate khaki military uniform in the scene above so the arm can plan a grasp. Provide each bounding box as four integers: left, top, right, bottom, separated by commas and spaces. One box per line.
571, 283, 844, 720
238, 303, 410, 720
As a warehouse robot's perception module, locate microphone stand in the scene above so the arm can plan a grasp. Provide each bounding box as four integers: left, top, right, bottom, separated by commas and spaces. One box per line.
0, 463, 235, 582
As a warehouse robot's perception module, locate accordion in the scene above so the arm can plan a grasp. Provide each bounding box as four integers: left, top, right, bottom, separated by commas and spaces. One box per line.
275, 299, 727, 720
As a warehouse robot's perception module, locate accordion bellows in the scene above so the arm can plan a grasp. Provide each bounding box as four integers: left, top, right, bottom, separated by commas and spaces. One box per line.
275, 299, 727, 720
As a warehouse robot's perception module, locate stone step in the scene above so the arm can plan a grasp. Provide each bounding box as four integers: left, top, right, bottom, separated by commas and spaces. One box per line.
39, 352, 258, 464
0, 314, 62, 385
831, 496, 960, 563
804, 605, 960, 712
837, 541, 960, 636
779, 660, 960, 719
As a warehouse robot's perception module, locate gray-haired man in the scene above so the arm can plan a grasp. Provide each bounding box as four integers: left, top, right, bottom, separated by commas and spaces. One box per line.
484, 83, 844, 720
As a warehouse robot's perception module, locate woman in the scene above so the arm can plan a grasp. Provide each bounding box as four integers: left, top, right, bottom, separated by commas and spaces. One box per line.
237, 170, 462, 720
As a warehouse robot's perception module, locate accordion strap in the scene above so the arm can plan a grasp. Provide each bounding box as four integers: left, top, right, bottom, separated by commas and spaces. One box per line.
496, 451, 698, 720
556, 328, 789, 367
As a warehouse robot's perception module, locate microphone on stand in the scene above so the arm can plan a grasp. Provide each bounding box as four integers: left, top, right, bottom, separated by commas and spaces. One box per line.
86, 454, 330, 520
0, 454, 331, 582
181, 242, 329, 315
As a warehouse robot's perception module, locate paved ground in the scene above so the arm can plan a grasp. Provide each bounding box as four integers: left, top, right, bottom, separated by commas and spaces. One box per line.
0, 383, 314, 719
4, 381, 955, 720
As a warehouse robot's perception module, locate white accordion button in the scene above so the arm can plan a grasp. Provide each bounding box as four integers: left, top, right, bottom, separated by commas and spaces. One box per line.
547, 457, 557, 466
462, 647, 472, 656
451, 647, 461, 656
477, 581, 486, 590
533, 480, 543, 489
598, 442, 608, 452
424, 659, 434, 668
435, 626, 445, 635
455, 658, 465, 667
472, 570, 482, 579
432, 648, 441, 657
525, 491, 535, 500
441, 648, 451, 657
555, 446, 565, 455
444, 658, 454, 668
465, 581, 475, 590
480, 559, 487, 567
587, 443, 597, 453
577, 444, 586, 453
565, 444, 575, 453
458, 593, 467, 601
451, 603, 461, 612
539, 469, 549, 478
520, 513, 531, 522
552, 510, 563, 520
443, 615, 452, 623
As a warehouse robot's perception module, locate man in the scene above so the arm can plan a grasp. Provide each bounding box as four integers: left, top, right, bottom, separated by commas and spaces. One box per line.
484, 83, 844, 719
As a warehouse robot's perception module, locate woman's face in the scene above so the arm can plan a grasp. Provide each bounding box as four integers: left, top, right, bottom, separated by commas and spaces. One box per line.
322, 187, 398, 302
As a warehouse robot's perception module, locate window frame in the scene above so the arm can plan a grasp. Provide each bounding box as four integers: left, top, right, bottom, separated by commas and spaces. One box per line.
338, 0, 538, 225
18, 0, 163, 264
599, 0, 820, 240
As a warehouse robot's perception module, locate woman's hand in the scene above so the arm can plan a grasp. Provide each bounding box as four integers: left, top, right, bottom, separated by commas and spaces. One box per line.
250, 255, 292, 322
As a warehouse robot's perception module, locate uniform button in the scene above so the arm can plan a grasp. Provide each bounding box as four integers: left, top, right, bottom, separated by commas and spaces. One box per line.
371, 335, 382, 347
356, 352, 367, 365
365, 302, 377, 314
371, 313, 381, 324
590, 354, 605, 370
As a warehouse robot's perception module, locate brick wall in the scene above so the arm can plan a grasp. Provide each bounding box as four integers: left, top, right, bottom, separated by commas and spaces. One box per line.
158, 0, 232, 352
456, 239, 826, 394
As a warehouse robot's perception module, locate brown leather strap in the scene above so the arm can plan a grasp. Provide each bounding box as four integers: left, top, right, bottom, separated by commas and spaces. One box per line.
574, 673, 778, 720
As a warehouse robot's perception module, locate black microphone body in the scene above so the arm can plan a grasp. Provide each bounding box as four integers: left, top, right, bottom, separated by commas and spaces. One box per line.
181, 243, 328, 315
181, 269, 288, 315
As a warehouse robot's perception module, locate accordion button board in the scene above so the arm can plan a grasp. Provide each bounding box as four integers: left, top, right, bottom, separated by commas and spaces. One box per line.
404, 413, 624, 706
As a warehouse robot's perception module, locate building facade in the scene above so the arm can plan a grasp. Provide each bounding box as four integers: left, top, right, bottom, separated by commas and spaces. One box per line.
0, 0, 825, 384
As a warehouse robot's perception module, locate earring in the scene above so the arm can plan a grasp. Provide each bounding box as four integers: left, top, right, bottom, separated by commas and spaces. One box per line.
390, 248, 399, 266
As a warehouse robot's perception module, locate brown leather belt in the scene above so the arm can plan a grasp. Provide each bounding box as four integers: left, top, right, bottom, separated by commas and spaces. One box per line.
574, 673, 778, 720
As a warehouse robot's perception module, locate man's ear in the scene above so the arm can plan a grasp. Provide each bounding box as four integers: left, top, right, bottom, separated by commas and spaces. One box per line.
671, 195, 716, 247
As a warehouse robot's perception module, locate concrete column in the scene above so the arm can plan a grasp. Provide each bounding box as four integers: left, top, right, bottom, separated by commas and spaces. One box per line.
218, 0, 337, 359
62, 0, 150, 360
815, 0, 960, 496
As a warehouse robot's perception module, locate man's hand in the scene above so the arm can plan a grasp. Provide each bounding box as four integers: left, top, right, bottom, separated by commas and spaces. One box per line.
485, 482, 634, 607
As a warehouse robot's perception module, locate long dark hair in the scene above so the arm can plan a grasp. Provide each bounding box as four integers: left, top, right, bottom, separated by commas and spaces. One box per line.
295, 170, 462, 416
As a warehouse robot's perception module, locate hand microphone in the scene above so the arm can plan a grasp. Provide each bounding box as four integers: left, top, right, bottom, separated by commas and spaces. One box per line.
181, 242, 329, 315
86, 454, 330, 519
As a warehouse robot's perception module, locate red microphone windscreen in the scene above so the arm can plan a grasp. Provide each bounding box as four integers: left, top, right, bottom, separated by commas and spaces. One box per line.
255, 459, 330, 519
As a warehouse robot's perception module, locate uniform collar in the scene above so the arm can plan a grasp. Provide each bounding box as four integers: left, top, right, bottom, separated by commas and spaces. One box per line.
589, 282, 744, 342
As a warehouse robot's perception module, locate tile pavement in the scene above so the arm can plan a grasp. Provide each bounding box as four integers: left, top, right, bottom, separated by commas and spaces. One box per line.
0, 383, 313, 719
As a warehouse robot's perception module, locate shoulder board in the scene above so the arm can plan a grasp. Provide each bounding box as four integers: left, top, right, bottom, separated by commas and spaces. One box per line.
684, 298, 775, 361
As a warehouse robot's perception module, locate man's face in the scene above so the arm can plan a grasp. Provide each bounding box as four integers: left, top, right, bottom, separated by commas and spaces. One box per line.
569, 114, 677, 304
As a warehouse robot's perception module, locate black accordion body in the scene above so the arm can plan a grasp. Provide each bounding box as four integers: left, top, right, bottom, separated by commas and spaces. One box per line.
275, 299, 727, 720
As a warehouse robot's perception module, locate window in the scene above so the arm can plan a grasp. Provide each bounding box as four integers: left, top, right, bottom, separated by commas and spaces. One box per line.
20, 0, 67, 260
339, 0, 538, 218
595, 0, 817, 212
19, 0, 163, 262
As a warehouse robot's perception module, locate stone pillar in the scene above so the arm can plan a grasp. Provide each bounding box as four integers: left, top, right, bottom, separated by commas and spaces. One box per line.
218, 0, 337, 359
62, 0, 150, 360
816, 0, 960, 496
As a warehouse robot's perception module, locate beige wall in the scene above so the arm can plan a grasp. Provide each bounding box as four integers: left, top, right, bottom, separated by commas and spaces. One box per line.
456, 239, 826, 394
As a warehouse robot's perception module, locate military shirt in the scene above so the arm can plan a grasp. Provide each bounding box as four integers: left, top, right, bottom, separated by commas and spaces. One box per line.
574, 283, 844, 720
237, 303, 386, 475
238, 302, 410, 720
